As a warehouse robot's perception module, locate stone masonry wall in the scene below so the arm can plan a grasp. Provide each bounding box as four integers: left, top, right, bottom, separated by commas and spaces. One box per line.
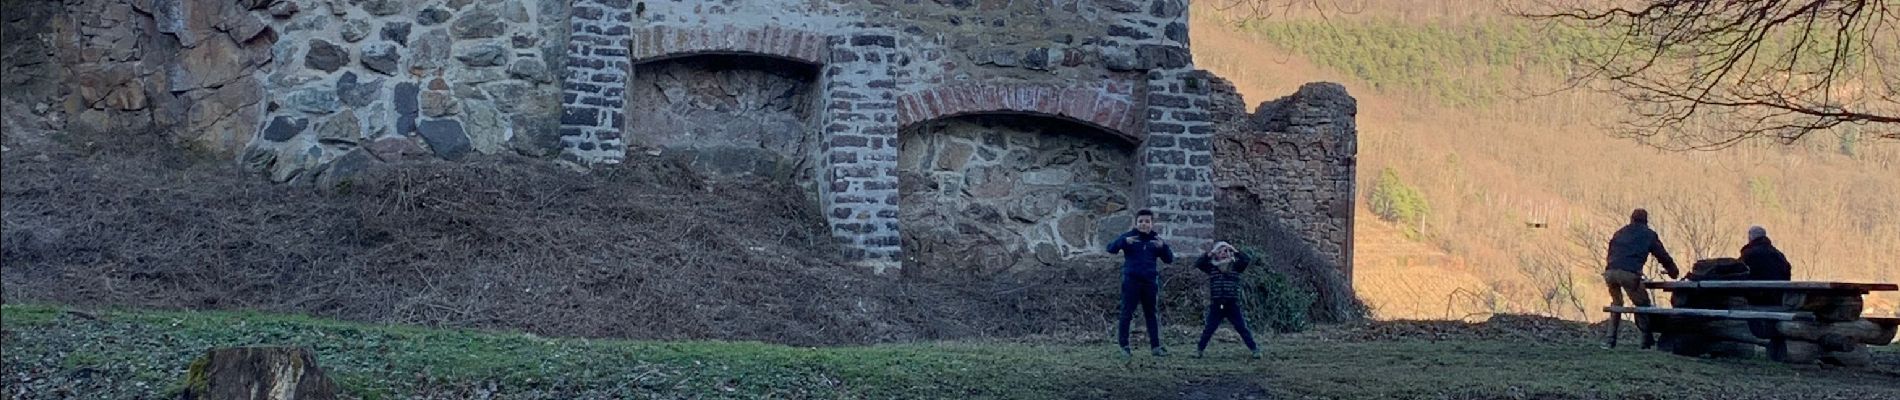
898, 114, 1137, 273
4, 0, 1353, 274
559, 0, 1212, 267
1210, 80, 1359, 281
623, 56, 821, 180
0, 0, 571, 187
241, 0, 571, 185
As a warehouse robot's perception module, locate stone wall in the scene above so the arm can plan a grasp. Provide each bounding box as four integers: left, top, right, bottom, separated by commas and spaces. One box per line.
4, 0, 1353, 276
242, 0, 570, 185
0, 0, 570, 187
559, 0, 1209, 268
1210, 80, 1359, 281
624, 56, 821, 180
898, 114, 1136, 272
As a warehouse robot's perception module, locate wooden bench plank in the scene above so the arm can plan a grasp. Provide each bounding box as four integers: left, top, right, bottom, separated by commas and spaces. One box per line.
1644, 281, 1899, 292
1603, 306, 1815, 321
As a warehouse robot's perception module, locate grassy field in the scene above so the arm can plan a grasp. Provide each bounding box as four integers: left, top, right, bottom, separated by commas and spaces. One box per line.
5, 304, 1896, 399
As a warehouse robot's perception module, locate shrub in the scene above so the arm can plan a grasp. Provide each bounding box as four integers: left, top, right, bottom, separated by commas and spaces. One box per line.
1237, 256, 1317, 333
1369, 167, 1431, 237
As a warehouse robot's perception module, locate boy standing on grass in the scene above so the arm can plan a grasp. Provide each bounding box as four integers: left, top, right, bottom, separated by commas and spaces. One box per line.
1107, 209, 1175, 358
1193, 241, 1261, 359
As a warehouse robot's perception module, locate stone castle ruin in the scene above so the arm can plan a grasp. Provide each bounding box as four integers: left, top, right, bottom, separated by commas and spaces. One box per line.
2, 0, 1355, 275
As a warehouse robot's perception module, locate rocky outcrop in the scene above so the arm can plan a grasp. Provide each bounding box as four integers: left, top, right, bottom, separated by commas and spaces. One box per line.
180, 346, 338, 400
1, 0, 276, 155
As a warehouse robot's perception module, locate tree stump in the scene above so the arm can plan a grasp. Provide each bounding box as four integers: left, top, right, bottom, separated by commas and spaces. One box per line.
180, 346, 338, 400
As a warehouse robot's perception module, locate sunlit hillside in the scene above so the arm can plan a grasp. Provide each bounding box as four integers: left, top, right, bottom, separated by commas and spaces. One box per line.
1191, 1, 1900, 321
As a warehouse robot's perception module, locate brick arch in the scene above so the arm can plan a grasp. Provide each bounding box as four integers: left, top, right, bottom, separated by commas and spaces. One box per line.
896, 84, 1144, 144
629, 26, 831, 66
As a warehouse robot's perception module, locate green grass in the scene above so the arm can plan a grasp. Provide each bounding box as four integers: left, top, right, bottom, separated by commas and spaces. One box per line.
4, 304, 1897, 399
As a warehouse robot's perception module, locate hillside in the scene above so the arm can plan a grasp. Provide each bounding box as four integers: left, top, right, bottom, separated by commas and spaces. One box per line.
1190, 2, 1900, 321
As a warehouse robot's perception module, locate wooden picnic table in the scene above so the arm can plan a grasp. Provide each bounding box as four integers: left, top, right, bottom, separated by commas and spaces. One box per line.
1627, 280, 1899, 366
1645, 281, 1898, 292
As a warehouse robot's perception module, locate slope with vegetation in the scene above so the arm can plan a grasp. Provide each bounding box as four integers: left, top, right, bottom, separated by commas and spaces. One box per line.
1192, 1, 1900, 321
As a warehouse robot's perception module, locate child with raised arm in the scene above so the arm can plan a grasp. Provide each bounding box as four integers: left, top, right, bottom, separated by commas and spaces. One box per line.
1193, 241, 1260, 359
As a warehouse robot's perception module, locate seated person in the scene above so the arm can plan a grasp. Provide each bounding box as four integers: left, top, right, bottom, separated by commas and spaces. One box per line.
1740, 225, 1794, 306
1740, 225, 1792, 281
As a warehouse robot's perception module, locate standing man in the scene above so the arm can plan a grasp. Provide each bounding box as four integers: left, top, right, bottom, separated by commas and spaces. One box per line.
1108, 209, 1176, 358
1606, 208, 1681, 349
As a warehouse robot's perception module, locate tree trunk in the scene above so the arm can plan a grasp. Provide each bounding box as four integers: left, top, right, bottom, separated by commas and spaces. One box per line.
1776, 321, 1822, 341
1787, 293, 1864, 322
1819, 343, 1873, 367
1822, 319, 1885, 347
1782, 340, 1822, 364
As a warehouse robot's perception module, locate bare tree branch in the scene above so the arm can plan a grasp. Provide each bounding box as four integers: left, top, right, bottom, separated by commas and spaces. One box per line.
1208, 0, 1368, 21
1516, 0, 1900, 150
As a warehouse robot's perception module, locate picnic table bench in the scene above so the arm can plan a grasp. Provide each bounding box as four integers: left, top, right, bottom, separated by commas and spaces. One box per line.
1604, 281, 1898, 366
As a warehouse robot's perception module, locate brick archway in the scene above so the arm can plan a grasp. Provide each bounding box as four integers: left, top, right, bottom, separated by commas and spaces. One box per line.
896, 84, 1145, 144
630, 26, 831, 66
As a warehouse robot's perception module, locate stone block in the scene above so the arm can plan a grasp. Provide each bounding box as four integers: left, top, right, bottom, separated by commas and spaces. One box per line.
453, 7, 505, 39
341, 20, 371, 42
359, 43, 400, 75
417, 119, 471, 160
417, 7, 452, 25
335, 72, 383, 108
454, 42, 509, 67
363, 0, 403, 16
286, 87, 339, 115
262, 116, 309, 142
381, 22, 412, 46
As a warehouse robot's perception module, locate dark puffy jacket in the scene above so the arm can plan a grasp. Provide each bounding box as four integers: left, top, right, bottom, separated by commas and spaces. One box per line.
1107, 230, 1175, 279
1740, 237, 1792, 281
1606, 222, 1679, 276
1195, 252, 1252, 301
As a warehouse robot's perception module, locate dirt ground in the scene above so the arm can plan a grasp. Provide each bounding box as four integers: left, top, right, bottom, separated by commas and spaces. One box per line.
0, 126, 1279, 346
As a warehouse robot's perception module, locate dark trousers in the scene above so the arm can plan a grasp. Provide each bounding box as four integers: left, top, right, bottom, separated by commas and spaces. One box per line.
1118, 276, 1162, 349
1196, 299, 1258, 352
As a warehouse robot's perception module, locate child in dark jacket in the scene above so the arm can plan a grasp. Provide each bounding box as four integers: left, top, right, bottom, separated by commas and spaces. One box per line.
1193, 241, 1260, 359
